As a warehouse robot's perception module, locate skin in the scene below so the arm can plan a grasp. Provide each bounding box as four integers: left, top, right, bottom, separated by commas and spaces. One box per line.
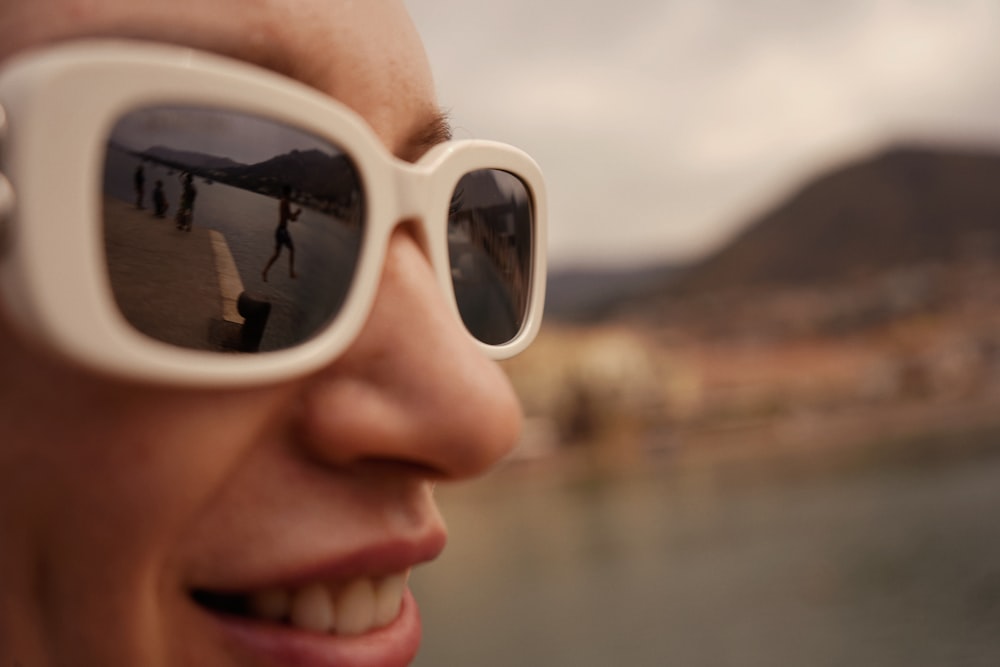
0, 1, 522, 665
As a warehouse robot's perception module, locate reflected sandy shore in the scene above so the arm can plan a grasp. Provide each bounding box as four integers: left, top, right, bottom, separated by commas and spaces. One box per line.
104, 195, 241, 350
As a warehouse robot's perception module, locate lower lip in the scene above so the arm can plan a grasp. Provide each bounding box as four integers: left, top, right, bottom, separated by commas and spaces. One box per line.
205, 589, 423, 667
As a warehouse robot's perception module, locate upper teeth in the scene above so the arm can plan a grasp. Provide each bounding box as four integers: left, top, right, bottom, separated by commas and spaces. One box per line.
246, 571, 409, 636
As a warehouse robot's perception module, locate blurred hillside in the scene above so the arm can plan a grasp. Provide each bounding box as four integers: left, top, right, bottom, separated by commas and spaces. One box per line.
544, 264, 680, 323
507, 144, 1000, 466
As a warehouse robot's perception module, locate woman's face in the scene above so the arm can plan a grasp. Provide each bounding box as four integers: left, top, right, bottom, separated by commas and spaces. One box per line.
0, 2, 522, 666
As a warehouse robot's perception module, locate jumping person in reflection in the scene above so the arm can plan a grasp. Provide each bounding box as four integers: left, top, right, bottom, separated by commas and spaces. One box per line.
152, 180, 168, 218
133, 163, 145, 209
261, 184, 302, 281
175, 172, 197, 231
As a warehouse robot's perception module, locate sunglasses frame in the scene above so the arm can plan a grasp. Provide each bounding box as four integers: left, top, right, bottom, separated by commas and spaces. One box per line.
0, 39, 547, 386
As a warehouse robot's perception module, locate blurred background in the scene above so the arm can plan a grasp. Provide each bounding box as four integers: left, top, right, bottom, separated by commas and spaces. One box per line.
407, 1, 1000, 665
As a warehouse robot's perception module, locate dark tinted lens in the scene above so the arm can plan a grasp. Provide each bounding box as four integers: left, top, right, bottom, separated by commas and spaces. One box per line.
448, 169, 533, 345
102, 105, 365, 353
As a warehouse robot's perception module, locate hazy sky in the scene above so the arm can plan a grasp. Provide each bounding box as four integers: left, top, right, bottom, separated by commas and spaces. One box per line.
408, 0, 1000, 269
111, 107, 338, 165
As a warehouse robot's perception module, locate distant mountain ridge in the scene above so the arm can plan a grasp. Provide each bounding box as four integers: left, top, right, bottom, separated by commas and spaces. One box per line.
548, 143, 1000, 323
672, 144, 1000, 294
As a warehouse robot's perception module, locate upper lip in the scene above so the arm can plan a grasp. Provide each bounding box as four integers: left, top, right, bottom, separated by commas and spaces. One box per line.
189, 527, 448, 595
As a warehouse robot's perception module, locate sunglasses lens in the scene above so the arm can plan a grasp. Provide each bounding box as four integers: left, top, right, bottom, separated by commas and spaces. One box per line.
448, 169, 534, 345
102, 106, 364, 353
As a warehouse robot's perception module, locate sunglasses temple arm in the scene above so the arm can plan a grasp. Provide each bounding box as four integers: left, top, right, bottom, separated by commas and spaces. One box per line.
0, 104, 10, 250
0, 164, 10, 246
0, 170, 10, 250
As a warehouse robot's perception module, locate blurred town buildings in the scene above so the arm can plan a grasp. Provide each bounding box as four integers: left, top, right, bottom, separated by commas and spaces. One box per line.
504, 145, 1000, 466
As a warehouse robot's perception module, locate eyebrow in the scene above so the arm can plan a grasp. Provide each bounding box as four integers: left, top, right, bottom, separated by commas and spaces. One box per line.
405, 109, 453, 157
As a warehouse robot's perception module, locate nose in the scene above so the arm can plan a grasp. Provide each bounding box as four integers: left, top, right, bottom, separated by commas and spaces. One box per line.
294, 226, 523, 479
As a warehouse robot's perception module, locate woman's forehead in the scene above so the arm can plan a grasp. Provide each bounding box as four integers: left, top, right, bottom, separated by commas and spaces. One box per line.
0, 0, 441, 157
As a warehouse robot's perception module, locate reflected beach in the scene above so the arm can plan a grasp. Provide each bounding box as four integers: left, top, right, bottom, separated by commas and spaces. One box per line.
102, 105, 363, 353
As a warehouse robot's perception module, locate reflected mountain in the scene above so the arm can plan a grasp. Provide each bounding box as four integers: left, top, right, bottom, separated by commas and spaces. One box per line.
141, 145, 243, 171
116, 143, 360, 211
219, 149, 360, 203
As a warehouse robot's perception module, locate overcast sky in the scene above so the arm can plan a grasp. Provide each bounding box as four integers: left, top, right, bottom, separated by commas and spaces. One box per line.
112, 107, 337, 164
408, 0, 1000, 270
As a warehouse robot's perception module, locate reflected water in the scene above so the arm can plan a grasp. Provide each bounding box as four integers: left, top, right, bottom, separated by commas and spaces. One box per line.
413, 433, 1000, 666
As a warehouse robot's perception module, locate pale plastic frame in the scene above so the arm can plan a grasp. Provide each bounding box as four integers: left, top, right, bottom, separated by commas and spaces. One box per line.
0, 40, 547, 386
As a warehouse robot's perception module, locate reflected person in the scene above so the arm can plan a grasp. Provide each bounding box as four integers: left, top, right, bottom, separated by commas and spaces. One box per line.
262, 184, 302, 281
152, 179, 168, 217
133, 162, 145, 209
175, 171, 197, 231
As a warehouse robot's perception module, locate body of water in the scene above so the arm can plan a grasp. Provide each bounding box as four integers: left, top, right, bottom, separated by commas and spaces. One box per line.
413, 434, 1000, 666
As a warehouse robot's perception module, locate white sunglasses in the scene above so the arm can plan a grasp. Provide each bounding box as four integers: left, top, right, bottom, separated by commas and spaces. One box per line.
0, 40, 546, 386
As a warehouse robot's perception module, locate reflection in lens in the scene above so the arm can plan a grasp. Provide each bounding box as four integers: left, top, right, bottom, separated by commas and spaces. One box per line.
102, 105, 365, 353
448, 169, 533, 345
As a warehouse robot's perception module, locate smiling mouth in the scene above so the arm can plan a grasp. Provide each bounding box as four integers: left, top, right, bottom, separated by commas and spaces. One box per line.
192, 571, 410, 636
